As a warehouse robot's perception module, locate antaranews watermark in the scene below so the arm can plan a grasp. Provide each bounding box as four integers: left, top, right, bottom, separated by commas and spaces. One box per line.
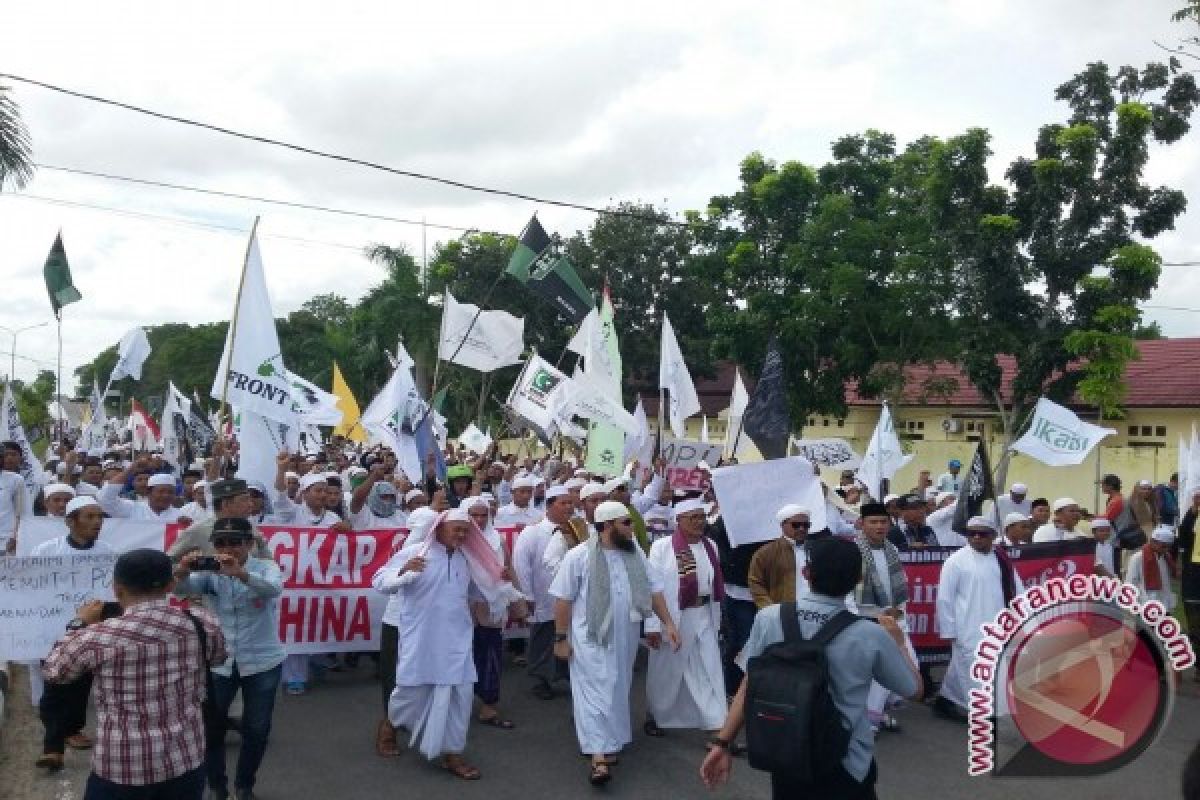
967, 574, 1195, 777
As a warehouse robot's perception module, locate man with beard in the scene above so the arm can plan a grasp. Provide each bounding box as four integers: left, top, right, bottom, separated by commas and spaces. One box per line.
550, 501, 680, 786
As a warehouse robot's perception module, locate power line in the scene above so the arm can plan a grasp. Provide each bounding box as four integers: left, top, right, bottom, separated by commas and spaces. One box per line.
35, 163, 490, 235
1, 73, 688, 228
1144, 304, 1200, 313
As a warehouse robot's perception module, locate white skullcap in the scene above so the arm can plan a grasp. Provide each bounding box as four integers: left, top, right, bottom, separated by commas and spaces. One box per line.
925, 488, 939, 501
478, 492, 495, 502
406, 507, 437, 539
884, 494, 899, 504
75, 482, 99, 497
545, 485, 570, 500
696, 460, 712, 472
673, 497, 707, 519
1010, 483, 1028, 494
512, 476, 536, 490
404, 488, 427, 503
299, 473, 326, 494
966, 516, 998, 533
285, 471, 299, 480
580, 483, 608, 501
66, 496, 99, 516
1052, 497, 1080, 512
565, 478, 586, 490
594, 501, 630, 524
1090, 517, 1112, 529
1003, 512, 1028, 529
55, 462, 67, 475
603, 476, 629, 493
193, 480, 208, 490
147, 474, 175, 488
936, 491, 956, 505
1137, 479, 1153, 488
775, 504, 810, 523
444, 508, 470, 523
1151, 524, 1176, 543
43, 482, 75, 498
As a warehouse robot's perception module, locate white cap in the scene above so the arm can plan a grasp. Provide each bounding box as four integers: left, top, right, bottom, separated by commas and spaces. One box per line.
1137, 478, 1153, 489
75, 482, 99, 497
466, 495, 491, 510
299, 473, 326, 493
1151, 524, 1176, 543
564, 478, 586, 490
443, 507, 470, 523
66, 496, 99, 516
594, 501, 630, 524
285, 471, 299, 480
1010, 483, 1028, 494
545, 485, 570, 500
1090, 517, 1112, 529
775, 504, 810, 523
1052, 497, 1080, 512
512, 476, 536, 490
406, 507, 437, 538
673, 497, 707, 519
43, 482, 75, 498
966, 516, 998, 533
404, 488, 427, 503
884, 494, 899, 504
1003, 512, 1028, 529
147, 474, 176, 488
580, 483, 608, 501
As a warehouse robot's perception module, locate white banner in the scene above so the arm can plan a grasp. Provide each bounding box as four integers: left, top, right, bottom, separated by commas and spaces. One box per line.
438, 290, 525, 373
791, 437, 862, 469
711, 457, 827, 547
855, 403, 912, 500
16, 517, 164, 555
109, 327, 152, 382
659, 314, 701, 439
1011, 398, 1116, 467
0, 554, 118, 660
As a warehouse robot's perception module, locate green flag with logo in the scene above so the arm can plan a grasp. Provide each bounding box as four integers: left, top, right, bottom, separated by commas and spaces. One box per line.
43, 232, 82, 316
506, 215, 593, 323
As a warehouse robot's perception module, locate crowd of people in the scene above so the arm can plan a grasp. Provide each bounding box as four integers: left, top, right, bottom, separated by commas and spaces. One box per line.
3, 437, 1199, 800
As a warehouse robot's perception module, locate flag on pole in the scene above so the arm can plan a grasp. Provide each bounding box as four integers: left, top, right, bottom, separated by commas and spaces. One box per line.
109, 328, 153, 382
457, 422, 493, 454
79, 381, 109, 453
1010, 398, 1115, 467
128, 399, 161, 452
952, 438, 997, 534
505, 216, 593, 323
210, 230, 301, 428
43, 232, 82, 316
1, 382, 45, 498
395, 336, 415, 372
330, 362, 365, 443
624, 398, 654, 468
579, 288, 627, 476
506, 353, 574, 441
438, 290, 525, 372
286, 370, 343, 427
360, 365, 425, 482
724, 367, 751, 459
741, 336, 791, 460
659, 313, 701, 439
235, 409, 298, 489
160, 383, 192, 469
855, 403, 913, 501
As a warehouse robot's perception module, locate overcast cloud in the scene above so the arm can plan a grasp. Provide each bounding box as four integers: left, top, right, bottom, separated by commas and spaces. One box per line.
2, 0, 1198, 390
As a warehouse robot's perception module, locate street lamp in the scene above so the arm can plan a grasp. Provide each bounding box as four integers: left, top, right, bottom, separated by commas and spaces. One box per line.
0, 321, 50, 381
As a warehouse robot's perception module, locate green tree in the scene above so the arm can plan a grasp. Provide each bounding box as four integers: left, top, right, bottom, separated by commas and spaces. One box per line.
0, 84, 33, 191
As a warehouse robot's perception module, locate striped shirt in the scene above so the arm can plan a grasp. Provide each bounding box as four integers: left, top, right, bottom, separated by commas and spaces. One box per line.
43, 598, 226, 785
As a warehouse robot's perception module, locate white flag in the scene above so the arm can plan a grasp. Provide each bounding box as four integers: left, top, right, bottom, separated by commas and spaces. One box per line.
235, 409, 299, 489
724, 368, 751, 459
78, 382, 109, 454
659, 314, 701, 439
855, 403, 913, 500
624, 398, 653, 466
507, 353, 574, 438
395, 335, 415, 371
285, 371, 343, 427
360, 366, 424, 482
438, 290, 525, 373
700, 415, 709, 443
2, 383, 45, 497
1011, 397, 1116, 467
160, 382, 192, 469
210, 232, 301, 428
109, 328, 152, 382
457, 422, 493, 454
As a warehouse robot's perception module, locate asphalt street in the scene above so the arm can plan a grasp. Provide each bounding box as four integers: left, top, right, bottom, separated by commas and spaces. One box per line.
2, 656, 1198, 800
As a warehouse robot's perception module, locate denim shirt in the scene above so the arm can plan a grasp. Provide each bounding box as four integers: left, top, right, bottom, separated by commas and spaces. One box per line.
174, 557, 285, 677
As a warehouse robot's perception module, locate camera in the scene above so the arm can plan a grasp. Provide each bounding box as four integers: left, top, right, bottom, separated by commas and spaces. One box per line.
191, 556, 222, 571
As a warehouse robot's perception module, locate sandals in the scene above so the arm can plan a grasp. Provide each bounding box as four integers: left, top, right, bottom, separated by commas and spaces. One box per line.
442, 757, 481, 781
477, 715, 515, 729
589, 763, 612, 786
580, 753, 619, 766
643, 719, 665, 737
375, 719, 401, 757
880, 714, 902, 733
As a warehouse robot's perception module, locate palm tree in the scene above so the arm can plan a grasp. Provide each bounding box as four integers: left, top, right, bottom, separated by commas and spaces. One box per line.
0, 84, 34, 191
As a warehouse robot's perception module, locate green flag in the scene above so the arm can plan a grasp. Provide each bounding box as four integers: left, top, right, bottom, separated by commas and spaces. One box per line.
506, 216, 593, 323
584, 288, 626, 477
43, 232, 81, 316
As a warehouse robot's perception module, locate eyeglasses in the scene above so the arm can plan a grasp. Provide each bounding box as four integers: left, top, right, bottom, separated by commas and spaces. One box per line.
966, 530, 995, 538
790, 520, 811, 530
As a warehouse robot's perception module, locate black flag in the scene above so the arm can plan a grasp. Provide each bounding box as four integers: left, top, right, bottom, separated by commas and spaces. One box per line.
952, 438, 997, 534
742, 336, 791, 459
505, 216, 594, 323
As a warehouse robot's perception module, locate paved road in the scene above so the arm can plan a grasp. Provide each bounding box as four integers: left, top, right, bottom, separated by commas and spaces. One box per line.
3, 657, 1198, 800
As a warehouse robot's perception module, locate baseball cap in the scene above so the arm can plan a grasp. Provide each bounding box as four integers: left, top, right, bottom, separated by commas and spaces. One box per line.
113, 549, 174, 592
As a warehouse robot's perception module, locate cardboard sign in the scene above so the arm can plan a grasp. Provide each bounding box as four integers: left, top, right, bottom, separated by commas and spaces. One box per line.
711, 457, 826, 546
661, 438, 723, 489
0, 554, 118, 660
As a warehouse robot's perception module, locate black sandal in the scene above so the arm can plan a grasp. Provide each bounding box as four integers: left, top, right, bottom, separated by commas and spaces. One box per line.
589, 763, 611, 786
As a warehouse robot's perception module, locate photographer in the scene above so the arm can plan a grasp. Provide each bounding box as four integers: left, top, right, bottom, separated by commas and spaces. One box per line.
43, 549, 226, 799
174, 518, 285, 800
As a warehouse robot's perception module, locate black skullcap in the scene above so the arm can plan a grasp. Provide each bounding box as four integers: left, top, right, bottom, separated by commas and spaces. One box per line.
113, 548, 174, 592
212, 517, 253, 540
209, 478, 248, 502
859, 502, 890, 520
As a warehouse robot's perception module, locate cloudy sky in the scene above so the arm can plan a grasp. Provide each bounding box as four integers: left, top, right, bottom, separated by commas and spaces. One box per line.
2, 1, 1198, 391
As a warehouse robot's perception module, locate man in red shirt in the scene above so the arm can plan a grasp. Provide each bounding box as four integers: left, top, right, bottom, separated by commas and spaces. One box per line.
43, 549, 226, 800
1101, 474, 1125, 523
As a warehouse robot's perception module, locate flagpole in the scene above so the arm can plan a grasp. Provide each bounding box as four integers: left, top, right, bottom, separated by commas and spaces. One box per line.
217, 217, 261, 452
55, 309, 63, 445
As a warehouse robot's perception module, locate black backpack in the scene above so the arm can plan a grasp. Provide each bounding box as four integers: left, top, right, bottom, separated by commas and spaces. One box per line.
745, 604, 858, 783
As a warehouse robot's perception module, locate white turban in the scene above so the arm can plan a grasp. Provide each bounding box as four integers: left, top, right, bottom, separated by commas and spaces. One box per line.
966, 516, 998, 533
1003, 512, 1028, 529
775, 504, 810, 524
147, 473, 176, 488
298, 473, 326, 494
444, 507, 470, 523
545, 485, 570, 500
512, 476, 536, 490
565, 478, 586, 490
43, 482, 75, 499
673, 498, 707, 519
580, 483, 608, 501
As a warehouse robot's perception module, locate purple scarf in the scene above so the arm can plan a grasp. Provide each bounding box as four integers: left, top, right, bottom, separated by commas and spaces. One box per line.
672, 529, 725, 609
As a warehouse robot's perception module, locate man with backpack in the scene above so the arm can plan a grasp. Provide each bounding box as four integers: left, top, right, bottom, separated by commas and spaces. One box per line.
700, 537, 921, 800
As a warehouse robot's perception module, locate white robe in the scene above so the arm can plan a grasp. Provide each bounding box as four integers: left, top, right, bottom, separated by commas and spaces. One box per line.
512, 519, 558, 624
936, 546, 1023, 709
387, 539, 477, 759
928, 503, 966, 547
549, 544, 664, 755
1125, 548, 1175, 610
643, 537, 725, 730
97, 482, 184, 522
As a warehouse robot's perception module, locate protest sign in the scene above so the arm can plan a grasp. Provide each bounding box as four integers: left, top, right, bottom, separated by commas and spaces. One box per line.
711, 457, 827, 547
790, 437, 862, 469
899, 539, 1097, 663
16, 517, 168, 555
0, 554, 118, 660
661, 437, 723, 489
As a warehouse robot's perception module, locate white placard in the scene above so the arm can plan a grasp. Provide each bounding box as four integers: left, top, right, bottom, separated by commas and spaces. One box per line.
0, 554, 118, 660
711, 457, 827, 547
17, 517, 167, 556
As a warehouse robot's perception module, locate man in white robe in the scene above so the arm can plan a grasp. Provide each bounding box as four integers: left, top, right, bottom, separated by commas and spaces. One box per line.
387, 509, 482, 780
96, 471, 188, 524
935, 515, 1023, 723
1126, 525, 1177, 610
495, 476, 544, 528
643, 498, 726, 735
1032, 497, 1082, 542
550, 501, 680, 786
